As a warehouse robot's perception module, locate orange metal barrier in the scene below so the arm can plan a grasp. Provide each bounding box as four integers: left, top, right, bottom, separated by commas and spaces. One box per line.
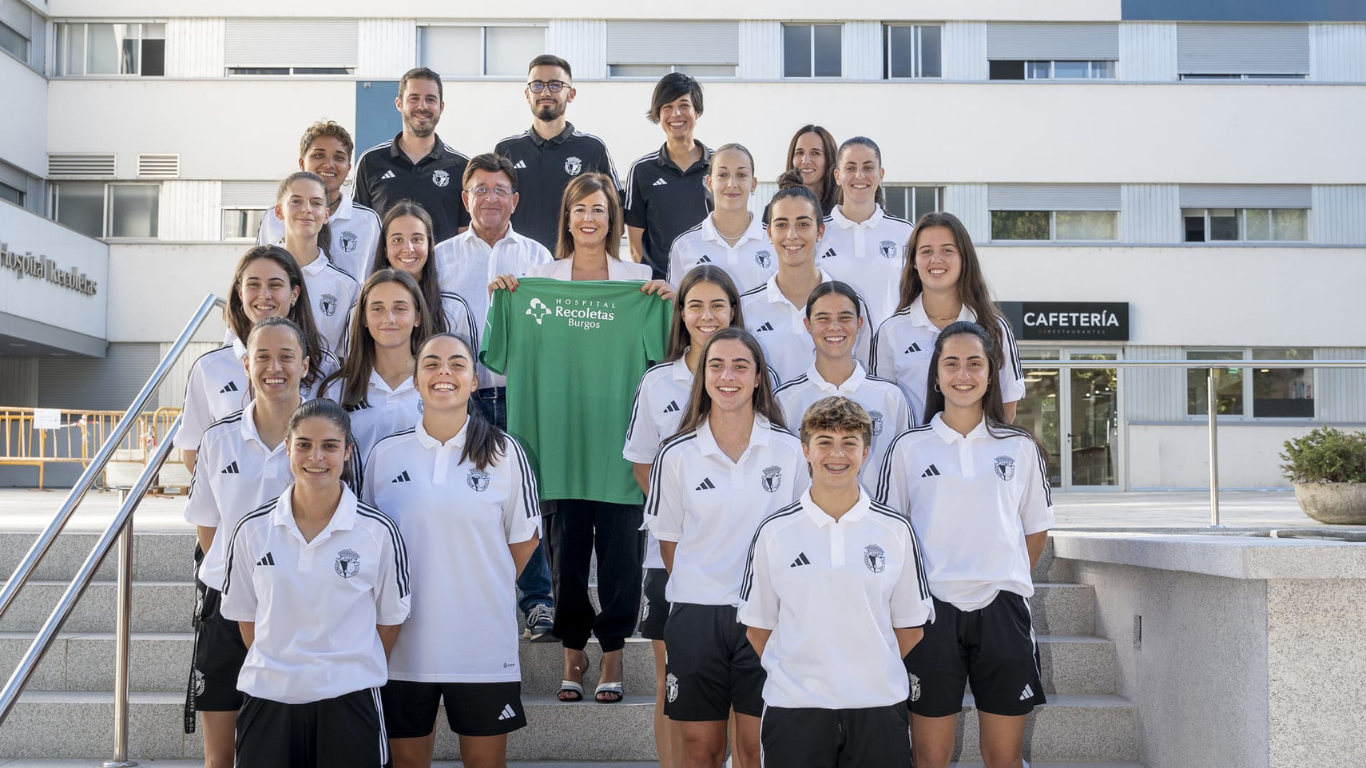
0, 407, 184, 489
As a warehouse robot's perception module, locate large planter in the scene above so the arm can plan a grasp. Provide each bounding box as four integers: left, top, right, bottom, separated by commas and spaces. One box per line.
1294, 482, 1366, 525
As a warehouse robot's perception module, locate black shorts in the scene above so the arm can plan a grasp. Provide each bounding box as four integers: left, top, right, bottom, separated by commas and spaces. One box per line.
236, 687, 390, 768
192, 583, 247, 712
637, 568, 670, 640
380, 679, 526, 738
663, 602, 765, 721
760, 702, 910, 768
904, 591, 1046, 717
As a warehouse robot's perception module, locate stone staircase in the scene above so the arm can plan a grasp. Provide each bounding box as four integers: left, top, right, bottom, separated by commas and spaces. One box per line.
0, 530, 1144, 766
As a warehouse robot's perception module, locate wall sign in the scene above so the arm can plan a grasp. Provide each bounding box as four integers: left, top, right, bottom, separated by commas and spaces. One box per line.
1, 241, 99, 296
1000, 301, 1129, 342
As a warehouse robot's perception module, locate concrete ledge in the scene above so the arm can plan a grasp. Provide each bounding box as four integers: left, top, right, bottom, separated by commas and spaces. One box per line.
1053, 531, 1366, 580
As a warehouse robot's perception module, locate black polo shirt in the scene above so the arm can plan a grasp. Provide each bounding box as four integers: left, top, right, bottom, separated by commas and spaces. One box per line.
353, 132, 470, 242
495, 122, 620, 253
624, 141, 713, 280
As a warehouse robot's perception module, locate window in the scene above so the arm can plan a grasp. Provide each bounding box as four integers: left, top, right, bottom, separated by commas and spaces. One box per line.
0, 160, 31, 209
226, 67, 351, 76
883, 186, 943, 224
607, 22, 738, 79
223, 209, 265, 240
784, 23, 841, 78
1182, 208, 1307, 243
1179, 73, 1306, 81
609, 64, 736, 78
990, 60, 1114, 80
420, 25, 545, 78
884, 24, 940, 79
991, 210, 1118, 241
51, 182, 159, 240
1176, 24, 1309, 81
0, 18, 26, 61
1187, 349, 1314, 418
56, 23, 165, 76
0, 180, 22, 207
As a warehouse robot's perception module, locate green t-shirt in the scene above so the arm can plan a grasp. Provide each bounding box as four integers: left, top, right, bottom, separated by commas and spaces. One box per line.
480, 277, 673, 504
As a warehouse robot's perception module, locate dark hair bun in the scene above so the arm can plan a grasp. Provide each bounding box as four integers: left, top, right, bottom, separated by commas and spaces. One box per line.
776, 168, 806, 190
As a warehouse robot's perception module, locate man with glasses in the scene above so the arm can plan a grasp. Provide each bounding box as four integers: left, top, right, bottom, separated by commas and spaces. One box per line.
496, 55, 620, 252
433, 153, 557, 641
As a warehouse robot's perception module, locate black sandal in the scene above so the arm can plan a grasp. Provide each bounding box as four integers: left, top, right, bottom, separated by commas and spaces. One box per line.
558, 650, 590, 702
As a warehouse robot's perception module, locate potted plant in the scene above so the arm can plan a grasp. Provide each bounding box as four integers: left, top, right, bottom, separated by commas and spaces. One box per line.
1280, 427, 1366, 524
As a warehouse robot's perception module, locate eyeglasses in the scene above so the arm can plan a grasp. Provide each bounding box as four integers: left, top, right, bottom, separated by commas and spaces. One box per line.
526, 80, 569, 94
468, 186, 514, 199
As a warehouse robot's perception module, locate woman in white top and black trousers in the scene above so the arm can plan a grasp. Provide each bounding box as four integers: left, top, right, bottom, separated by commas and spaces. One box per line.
182, 317, 310, 768
645, 327, 807, 768
875, 321, 1054, 768
363, 333, 541, 768
740, 395, 934, 767
220, 398, 411, 768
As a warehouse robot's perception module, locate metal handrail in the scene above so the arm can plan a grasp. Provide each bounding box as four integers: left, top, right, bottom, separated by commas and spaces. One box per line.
0, 293, 224, 765
0, 294, 221, 622
1017, 358, 1366, 527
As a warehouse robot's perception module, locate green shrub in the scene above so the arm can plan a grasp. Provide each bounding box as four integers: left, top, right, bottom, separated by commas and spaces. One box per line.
1280, 427, 1366, 484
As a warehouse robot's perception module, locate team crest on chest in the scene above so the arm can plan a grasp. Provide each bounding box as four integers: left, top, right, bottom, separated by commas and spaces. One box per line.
994, 455, 1016, 481
319, 294, 338, 317
863, 544, 886, 573
340, 231, 358, 253
335, 548, 361, 579
564, 156, 582, 175
754, 250, 772, 268
879, 240, 899, 259
467, 468, 491, 492
869, 409, 884, 437
760, 465, 783, 493
431, 169, 450, 187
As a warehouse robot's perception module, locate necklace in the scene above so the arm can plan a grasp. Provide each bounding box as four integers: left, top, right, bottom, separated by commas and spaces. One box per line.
925, 306, 961, 322
715, 213, 752, 245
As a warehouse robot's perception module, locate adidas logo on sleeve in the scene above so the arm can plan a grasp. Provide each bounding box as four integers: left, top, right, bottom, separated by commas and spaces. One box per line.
695, 478, 716, 491
697, 255, 712, 263
756, 322, 775, 332
921, 464, 941, 478
663, 400, 680, 414
255, 552, 276, 566
221, 461, 240, 474
391, 471, 411, 484
820, 248, 837, 259
790, 552, 811, 568
219, 382, 239, 393
904, 343, 922, 354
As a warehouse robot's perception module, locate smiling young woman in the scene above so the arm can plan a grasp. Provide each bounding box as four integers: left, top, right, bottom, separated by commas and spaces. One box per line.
275, 171, 360, 356
667, 143, 774, 293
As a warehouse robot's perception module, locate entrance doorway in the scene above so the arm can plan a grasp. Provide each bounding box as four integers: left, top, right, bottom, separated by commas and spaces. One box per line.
1014, 349, 1122, 490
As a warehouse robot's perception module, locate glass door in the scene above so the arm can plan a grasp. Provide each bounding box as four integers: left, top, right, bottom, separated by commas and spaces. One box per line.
1016, 349, 1062, 488
1067, 352, 1120, 488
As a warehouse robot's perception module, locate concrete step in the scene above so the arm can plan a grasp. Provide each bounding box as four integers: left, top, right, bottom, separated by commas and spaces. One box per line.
0, 691, 1136, 763
0, 578, 1097, 639
0, 631, 1115, 697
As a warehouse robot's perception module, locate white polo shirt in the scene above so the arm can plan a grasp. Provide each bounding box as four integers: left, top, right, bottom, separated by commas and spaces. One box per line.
774, 363, 914, 485
321, 373, 421, 463
258, 192, 382, 281
667, 215, 776, 293
738, 490, 934, 710
739, 269, 872, 385
527, 257, 652, 282
623, 358, 693, 570
817, 205, 914, 326
644, 414, 808, 606
434, 227, 553, 389
298, 249, 360, 356
220, 485, 411, 705
183, 402, 295, 592
174, 342, 250, 450
874, 414, 1054, 611
363, 419, 540, 683
869, 298, 1026, 421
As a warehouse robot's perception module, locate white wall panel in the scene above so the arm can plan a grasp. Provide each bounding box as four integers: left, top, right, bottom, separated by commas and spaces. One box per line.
748, 181, 779, 220
738, 20, 782, 80
165, 18, 225, 78
1310, 24, 1366, 82
1120, 184, 1181, 243
1318, 347, 1366, 423
1118, 22, 1177, 81
357, 19, 416, 79
545, 20, 606, 80
1312, 186, 1366, 246
158, 181, 221, 241
0, 53, 46, 177
942, 22, 988, 80
942, 184, 988, 243
1124, 345, 1184, 422
843, 21, 882, 80
105, 243, 239, 343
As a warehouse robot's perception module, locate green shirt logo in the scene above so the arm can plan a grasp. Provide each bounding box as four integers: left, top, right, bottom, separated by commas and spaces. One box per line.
526, 298, 551, 324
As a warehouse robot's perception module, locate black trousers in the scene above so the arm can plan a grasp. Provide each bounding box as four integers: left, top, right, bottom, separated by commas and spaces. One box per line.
544, 499, 644, 652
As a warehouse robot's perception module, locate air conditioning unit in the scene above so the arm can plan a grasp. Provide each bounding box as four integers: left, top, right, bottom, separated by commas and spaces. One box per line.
47, 153, 117, 178
137, 154, 181, 179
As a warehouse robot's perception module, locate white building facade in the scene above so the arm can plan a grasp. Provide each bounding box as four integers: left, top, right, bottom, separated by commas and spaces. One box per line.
1, 0, 1364, 488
